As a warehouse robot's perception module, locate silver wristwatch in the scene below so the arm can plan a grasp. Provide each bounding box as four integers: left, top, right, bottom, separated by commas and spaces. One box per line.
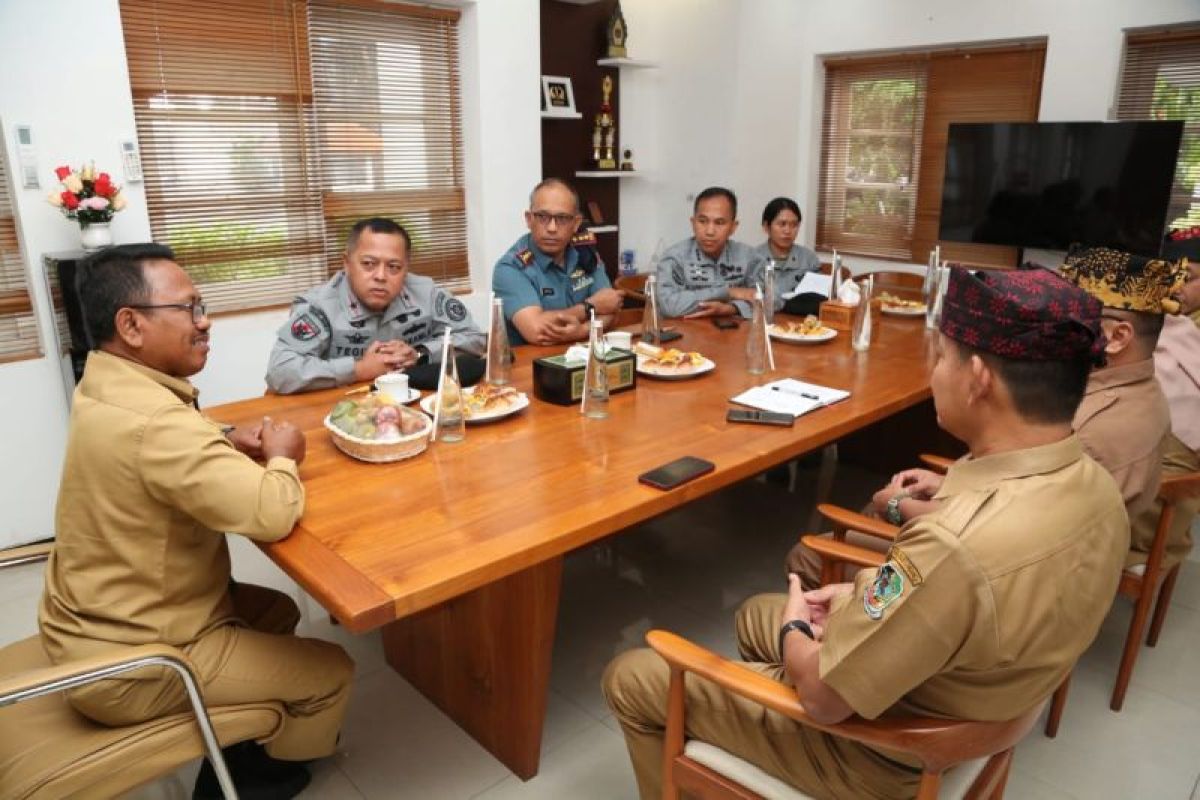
884, 492, 910, 526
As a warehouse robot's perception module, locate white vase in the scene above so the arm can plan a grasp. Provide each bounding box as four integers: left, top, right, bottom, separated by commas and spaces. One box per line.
80, 222, 113, 252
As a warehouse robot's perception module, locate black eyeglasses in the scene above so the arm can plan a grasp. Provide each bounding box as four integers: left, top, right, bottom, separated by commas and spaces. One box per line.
128, 301, 208, 324
530, 211, 579, 228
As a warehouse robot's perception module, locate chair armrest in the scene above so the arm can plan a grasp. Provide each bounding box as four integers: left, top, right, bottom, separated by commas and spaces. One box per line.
0, 643, 193, 705
918, 454, 955, 474
816, 504, 899, 542
645, 629, 1043, 774
801, 536, 887, 570
0, 542, 52, 569
1159, 471, 1200, 504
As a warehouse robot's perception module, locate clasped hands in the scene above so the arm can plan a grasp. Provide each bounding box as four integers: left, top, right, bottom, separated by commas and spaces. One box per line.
226, 416, 307, 464
683, 287, 756, 319
354, 339, 418, 382
869, 468, 944, 521
783, 573, 852, 642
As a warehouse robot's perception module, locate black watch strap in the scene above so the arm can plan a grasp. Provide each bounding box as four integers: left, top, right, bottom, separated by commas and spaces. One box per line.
582, 299, 595, 320
778, 619, 815, 656
415, 344, 431, 365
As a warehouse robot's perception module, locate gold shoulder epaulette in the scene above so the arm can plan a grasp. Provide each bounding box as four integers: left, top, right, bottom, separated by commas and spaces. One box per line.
516, 248, 534, 266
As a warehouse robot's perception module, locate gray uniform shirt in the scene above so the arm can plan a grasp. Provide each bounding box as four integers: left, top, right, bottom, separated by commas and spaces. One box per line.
752, 242, 822, 312
265, 271, 485, 394
656, 237, 764, 318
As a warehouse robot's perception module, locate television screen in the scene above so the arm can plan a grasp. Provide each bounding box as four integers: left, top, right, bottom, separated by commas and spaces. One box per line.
938, 121, 1183, 257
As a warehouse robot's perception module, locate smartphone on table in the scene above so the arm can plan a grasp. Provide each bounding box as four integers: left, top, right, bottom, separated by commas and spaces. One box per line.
712, 317, 738, 330
638, 456, 716, 490
726, 409, 795, 427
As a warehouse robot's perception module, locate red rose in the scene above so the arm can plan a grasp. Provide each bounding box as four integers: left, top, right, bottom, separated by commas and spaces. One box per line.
61, 191, 79, 210
54, 166, 72, 181
94, 175, 114, 197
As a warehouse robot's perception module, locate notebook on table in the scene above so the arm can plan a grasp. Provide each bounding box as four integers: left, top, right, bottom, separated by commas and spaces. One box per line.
731, 378, 850, 418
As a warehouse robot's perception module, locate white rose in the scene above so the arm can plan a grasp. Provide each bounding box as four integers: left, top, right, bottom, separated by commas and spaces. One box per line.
111, 193, 127, 212
64, 174, 83, 193
47, 191, 63, 207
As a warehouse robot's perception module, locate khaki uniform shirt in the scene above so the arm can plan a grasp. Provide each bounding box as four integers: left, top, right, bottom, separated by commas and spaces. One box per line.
39, 351, 305, 666
819, 436, 1127, 722
1074, 359, 1170, 521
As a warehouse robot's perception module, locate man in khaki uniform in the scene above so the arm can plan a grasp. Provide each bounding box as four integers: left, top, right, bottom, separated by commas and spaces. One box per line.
39, 244, 353, 799
604, 267, 1129, 800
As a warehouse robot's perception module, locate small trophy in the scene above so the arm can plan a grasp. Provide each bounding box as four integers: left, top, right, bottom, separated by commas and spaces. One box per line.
593, 75, 617, 170
606, 3, 628, 58
620, 149, 634, 171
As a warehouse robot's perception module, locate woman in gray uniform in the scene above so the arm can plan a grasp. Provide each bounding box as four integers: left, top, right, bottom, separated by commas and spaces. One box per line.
754, 197, 822, 316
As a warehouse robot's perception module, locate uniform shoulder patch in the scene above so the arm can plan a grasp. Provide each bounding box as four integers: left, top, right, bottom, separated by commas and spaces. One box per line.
571, 230, 597, 248
445, 298, 468, 322
863, 563, 906, 620
290, 312, 323, 341
516, 249, 534, 266
888, 547, 923, 587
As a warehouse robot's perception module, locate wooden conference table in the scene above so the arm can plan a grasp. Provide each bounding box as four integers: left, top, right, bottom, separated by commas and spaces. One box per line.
210, 313, 938, 779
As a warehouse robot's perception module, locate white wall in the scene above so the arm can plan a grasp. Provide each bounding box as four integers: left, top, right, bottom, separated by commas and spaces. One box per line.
0, 0, 540, 547
620, 0, 1200, 273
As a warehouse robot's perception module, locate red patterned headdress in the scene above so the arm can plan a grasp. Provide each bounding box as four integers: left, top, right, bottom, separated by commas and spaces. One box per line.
939, 267, 1106, 366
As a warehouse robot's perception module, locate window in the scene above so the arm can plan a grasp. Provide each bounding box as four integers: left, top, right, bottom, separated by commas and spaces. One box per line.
816, 43, 1046, 266
119, 0, 466, 313
1117, 27, 1200, 232
0, 149, 40, 362
308, 1, 467, 289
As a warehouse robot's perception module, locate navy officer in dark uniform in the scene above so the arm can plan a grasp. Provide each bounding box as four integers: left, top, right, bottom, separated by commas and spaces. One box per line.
266, 217, 485, 393
492, 178, 624, 346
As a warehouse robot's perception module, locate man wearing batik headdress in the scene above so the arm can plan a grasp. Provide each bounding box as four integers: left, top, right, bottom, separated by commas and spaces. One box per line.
1060, 248, 1189, 535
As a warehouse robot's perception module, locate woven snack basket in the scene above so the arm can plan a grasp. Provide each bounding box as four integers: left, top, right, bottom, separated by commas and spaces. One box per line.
324, 411, 433, 463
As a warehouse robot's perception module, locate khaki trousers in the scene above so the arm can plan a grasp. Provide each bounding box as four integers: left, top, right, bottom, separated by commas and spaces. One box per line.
602, 593, 920, 800
1128, 432, 1199, 571
69, 583, 354, 761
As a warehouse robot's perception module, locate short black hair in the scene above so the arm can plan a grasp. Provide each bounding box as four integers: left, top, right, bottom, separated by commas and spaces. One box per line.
1127, 309, 1165, 345
951, 338, 1091, 424
78, 244, 174, 346
762, 197, 801, 226
346, 217, 412, 254
694, 186, 737, 218
529, 178, 581, 214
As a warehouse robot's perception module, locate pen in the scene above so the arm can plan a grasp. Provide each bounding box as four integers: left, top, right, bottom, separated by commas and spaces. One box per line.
771, 386, 820, 401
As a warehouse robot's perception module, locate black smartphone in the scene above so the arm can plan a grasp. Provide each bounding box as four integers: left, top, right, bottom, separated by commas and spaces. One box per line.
712, 317, 739, 330
642, 329, 683, 343
726, 409, 795, 427
638, 456, 716, 490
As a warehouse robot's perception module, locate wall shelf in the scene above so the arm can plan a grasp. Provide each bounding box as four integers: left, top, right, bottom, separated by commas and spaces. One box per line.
575, 170, 639, 178
597, 57, 659, 69
541, 111, 582, 119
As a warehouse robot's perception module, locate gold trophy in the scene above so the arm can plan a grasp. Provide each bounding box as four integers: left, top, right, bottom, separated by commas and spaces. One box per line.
606, 3, 628, 58
593, 75, 617, 170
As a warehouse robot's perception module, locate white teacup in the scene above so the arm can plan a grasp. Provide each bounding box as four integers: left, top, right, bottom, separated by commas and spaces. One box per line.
605, 331, 633, 351
375, 371, 410, 399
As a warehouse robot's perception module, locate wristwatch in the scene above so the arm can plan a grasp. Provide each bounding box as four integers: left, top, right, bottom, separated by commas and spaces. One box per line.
884, 491, 911, 526
582, 299, 596, 320
778, 619, 815, 656
414, 344, 431, 366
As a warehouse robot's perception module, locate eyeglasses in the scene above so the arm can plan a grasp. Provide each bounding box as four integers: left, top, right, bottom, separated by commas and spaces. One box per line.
128, 301, 208, 324
530, 211, 579, 228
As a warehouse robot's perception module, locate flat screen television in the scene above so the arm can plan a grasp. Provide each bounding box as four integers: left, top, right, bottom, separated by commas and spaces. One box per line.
938, 121, 1183, 257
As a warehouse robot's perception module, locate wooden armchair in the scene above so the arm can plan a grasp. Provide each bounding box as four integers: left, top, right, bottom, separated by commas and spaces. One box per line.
1045, 469, 1200, 736
0, 544, 283, 799
648, 629, 1040, 800
802, 503, 898, 585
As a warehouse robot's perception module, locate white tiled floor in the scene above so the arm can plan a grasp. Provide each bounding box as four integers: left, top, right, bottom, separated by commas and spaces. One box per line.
5, 462, 1200, 799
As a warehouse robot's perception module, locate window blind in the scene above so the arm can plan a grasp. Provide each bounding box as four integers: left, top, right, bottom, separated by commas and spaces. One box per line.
816, 43, 1045, 265
121, 0, 330, 313
1117, 27, 1200, 232
0, 152, 41, 362
308, 0, 467, 290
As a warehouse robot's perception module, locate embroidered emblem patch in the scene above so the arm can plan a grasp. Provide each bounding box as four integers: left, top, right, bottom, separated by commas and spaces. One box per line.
345, 331, 369, 345
863, 563, 905, 620
290, 313, 321, 341
445, 298, 468, 322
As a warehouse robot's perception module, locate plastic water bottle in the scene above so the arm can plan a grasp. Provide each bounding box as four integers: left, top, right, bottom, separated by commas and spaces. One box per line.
581, 319, 609, 419
746, 292, 767, 375
485, 296, 512, 386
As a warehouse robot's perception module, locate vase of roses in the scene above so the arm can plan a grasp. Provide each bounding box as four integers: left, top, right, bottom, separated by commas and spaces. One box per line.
47, 163, 127, 251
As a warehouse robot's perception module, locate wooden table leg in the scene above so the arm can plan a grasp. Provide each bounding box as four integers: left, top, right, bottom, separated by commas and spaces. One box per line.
381, 556, 563, 780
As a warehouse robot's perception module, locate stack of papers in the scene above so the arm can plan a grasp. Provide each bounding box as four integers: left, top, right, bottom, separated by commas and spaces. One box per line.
731, 378, 850, 418
780, 272, 833, 300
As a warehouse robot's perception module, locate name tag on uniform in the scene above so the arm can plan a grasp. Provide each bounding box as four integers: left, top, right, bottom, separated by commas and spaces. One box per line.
541, 287, 555, 297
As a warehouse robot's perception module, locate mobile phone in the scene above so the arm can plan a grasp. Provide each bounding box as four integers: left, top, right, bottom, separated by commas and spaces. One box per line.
638, 456, 716, 490
642, 329, 683, 343
712, 317, 738, 330
726, 409, 795, 427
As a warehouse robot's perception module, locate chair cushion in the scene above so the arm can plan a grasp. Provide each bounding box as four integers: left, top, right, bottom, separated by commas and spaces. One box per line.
684, 740, 989, 800
0, 636, 285, 800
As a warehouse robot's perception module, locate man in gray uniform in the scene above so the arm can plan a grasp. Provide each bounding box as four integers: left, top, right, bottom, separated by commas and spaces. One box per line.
657, 186, 765, 319
266, 217, 485, 394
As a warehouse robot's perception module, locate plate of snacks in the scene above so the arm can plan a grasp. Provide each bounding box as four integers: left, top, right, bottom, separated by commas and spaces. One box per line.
325, 394, 433, 462
878, 292, 927, 316
634, 343, 715, 379
419, 383, 530, 423
768, 316, 837, 343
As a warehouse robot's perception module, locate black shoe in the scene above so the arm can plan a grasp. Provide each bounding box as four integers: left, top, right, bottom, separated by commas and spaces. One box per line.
193, 742, 311, 800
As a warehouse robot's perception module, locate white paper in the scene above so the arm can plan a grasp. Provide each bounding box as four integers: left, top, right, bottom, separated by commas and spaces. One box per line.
731, 378, 850, 418
782, 272, 833, 300
563, 345, 589, 365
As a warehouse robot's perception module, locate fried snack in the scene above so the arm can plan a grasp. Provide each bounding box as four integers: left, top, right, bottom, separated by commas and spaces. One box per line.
464, 383, 519, 414
878, 292, 925, 310
643, 347, 705, 371
772, 315, 830, 336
